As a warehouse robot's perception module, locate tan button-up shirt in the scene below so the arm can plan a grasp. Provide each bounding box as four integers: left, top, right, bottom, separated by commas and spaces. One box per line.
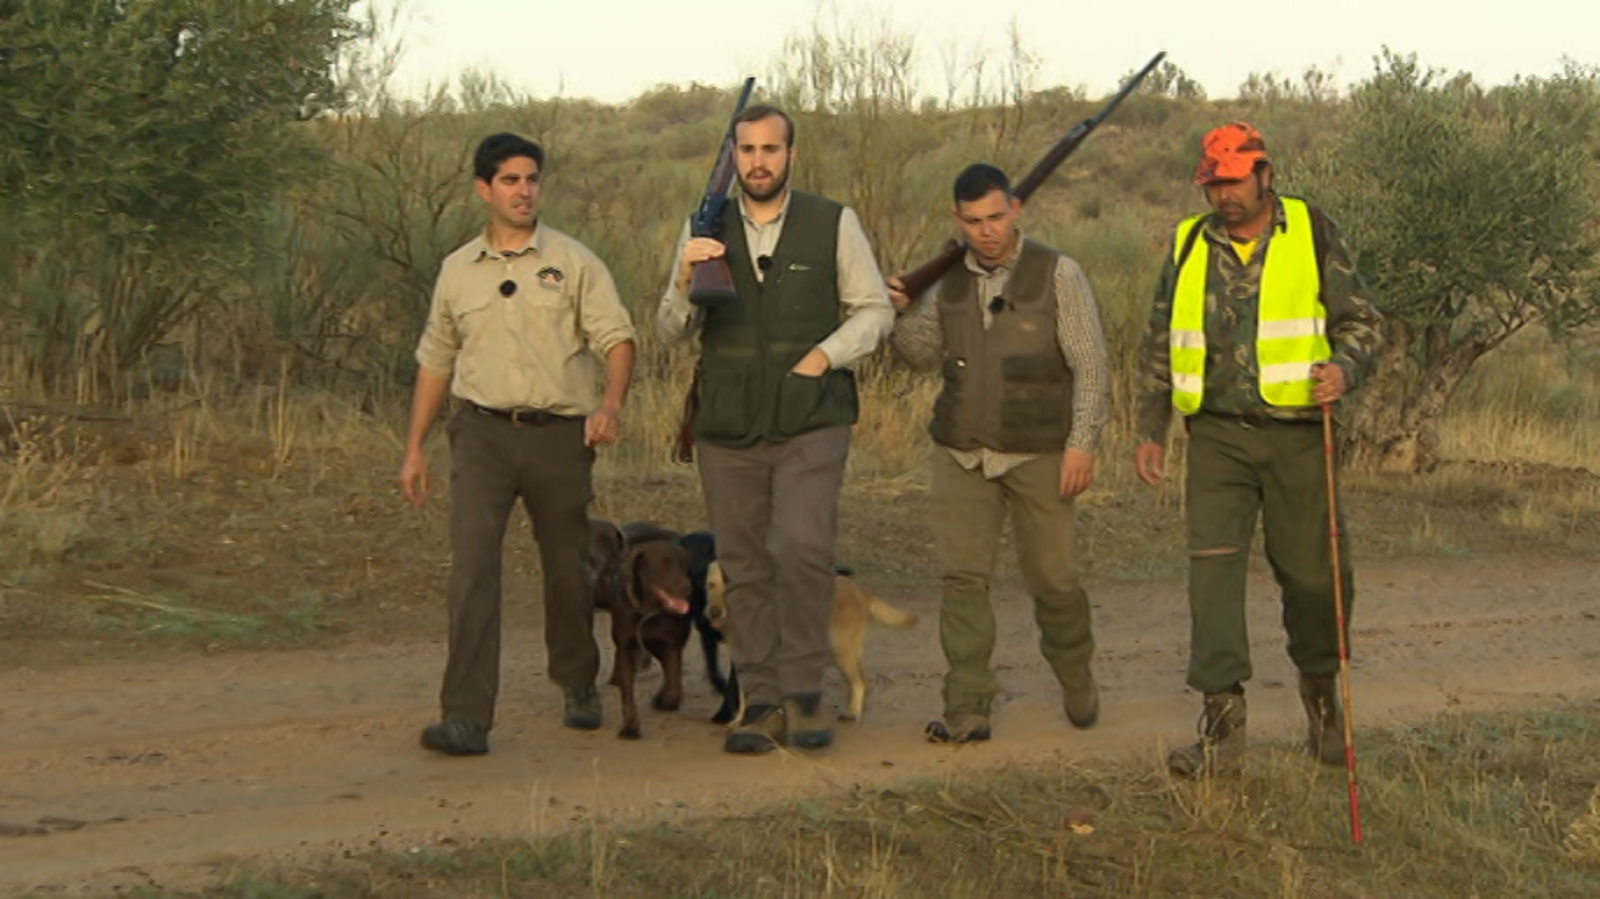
657, 192, 894, 367
892, 235, 1111, 478
415, 224, 636, 416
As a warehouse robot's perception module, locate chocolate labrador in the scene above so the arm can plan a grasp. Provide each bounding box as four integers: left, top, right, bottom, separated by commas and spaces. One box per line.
588, 519, 693, 739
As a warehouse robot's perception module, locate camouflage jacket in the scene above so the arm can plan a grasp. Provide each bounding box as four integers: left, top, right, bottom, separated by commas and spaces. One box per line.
1134, 195, 1385, 444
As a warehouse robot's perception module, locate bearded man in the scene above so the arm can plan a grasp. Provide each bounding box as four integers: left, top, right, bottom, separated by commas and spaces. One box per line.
658, 105, 894, 754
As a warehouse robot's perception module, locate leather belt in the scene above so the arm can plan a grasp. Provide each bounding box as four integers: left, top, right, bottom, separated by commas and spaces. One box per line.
467, 402, 579, 426
1200, 411, 1318, 428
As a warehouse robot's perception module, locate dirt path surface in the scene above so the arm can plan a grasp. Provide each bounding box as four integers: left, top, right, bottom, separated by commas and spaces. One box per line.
4, 556, 1598, 896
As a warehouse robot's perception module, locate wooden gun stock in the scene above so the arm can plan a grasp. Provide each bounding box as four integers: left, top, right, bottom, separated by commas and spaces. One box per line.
672, 370, 701, 464
689, 257, 738, 307
895, 239, 963, 303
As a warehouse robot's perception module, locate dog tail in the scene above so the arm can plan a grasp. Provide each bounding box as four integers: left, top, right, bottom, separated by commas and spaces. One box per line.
867, 595, 918, 629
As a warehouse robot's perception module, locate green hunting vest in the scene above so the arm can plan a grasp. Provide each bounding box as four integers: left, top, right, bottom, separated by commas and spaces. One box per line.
1169, 196, 1330, 414
693, 191, 858, 447
928, 239, 1074, 454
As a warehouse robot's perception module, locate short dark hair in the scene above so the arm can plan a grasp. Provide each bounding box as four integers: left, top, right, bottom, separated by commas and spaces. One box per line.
734, 105, 795, 148
953, 164, 1011, 205
473, 133, 545, 182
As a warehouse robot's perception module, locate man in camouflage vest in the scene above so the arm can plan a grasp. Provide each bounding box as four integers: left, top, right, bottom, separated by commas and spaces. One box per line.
1134, 122, 1384, 778
659, 105, 894, 754
889, 163, 1111, 743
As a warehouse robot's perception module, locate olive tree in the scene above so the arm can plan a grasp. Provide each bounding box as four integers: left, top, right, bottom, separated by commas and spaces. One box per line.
0, 0, 361, 392
1297, 52, 1600, 471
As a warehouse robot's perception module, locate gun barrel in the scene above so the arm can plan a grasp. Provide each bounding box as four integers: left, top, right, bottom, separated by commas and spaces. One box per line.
697, 77, 756, 201
896, 50, 1166, 302
687, 76, 757, 306
1013, 50, 1166, 203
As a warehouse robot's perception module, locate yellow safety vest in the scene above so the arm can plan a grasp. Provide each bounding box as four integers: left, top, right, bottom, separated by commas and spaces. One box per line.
1169, 196, 1330, 414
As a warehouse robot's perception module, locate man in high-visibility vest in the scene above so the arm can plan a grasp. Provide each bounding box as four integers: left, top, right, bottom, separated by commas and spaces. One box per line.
1134, 122, 1384, 779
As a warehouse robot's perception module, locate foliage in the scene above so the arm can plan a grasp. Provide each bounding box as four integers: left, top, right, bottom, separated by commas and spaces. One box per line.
4, 9, 1599, 480
0, 0, 363, 393
1135, 59, 1208, 100
1238, 64, 1341, 104
0, 0, 357, 230
1297, 50, 1600, 470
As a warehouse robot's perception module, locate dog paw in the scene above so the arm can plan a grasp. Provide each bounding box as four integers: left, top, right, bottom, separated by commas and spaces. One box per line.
651, 694, 682, 712
619, 724, 642, 740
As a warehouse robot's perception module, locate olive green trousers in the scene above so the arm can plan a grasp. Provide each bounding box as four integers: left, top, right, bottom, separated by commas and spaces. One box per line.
1184, 414, 1354, 694
929, 450, 1095, 715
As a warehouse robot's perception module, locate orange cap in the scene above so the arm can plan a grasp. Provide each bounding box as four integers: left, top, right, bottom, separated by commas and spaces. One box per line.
1193, 121, 1269, 185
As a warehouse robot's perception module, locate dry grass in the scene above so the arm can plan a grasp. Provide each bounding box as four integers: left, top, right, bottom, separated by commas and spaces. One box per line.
4, 361, 1597, 665
1439, 409, 1600, 474
70, 703, 1600, 899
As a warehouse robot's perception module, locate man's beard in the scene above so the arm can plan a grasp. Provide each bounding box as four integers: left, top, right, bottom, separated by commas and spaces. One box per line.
1215, 202, 1248, 224
1214, 182, 1267, 225
739, 165, 790, 203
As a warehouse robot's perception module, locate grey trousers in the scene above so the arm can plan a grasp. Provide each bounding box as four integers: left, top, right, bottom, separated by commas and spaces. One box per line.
697, 426, 851, 706
441, 407, 598, 730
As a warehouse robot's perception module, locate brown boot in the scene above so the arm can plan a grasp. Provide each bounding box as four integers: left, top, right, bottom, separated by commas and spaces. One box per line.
1168, 689, 1246, 779
926, 710, 992, 744
723, 703, 786, 754
1298, 673, 1346, 766
1062, 671, 1100, 729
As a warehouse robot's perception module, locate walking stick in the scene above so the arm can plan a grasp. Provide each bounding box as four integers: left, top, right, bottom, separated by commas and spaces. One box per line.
1321, 402, 1364, 844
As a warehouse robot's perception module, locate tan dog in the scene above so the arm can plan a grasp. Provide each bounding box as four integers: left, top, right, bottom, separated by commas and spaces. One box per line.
705, 561, 917, 723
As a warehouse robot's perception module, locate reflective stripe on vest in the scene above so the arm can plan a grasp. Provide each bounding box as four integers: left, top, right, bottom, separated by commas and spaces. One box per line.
1168, 197, 1330, 414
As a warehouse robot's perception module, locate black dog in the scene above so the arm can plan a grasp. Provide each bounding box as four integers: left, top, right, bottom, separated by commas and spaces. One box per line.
676, 531, 730, 697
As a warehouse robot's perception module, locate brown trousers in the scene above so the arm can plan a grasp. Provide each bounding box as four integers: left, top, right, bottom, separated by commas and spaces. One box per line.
697, 426, 851, 706
440, 407, 597, 730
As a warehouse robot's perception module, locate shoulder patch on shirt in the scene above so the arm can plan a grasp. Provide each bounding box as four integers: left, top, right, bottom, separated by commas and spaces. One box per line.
536, 266, 565, 289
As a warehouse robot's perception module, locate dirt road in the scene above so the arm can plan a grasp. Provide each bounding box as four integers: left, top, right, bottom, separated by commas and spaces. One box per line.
3, 557, 1597, 895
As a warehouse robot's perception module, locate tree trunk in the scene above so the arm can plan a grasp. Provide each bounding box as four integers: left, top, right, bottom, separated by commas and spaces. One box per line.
1343, 320, 1412, 467
1373, 336, 1488, 473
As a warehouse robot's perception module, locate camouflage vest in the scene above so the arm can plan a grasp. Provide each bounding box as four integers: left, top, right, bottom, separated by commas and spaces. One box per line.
928, 239, 1073, 453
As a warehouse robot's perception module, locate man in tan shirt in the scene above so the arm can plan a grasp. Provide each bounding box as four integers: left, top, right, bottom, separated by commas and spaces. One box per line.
401, 133, 636, 756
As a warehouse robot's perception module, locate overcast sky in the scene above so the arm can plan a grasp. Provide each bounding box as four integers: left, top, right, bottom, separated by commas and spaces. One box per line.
370, 0, 1598, 103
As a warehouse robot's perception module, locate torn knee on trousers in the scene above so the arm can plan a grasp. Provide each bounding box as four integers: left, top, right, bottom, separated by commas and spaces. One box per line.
1189, 546, 1242, 559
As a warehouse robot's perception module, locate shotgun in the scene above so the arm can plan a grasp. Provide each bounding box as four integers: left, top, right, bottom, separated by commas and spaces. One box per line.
674, 77, 756, 463
896, 50, 1167, 300
687, 76, 757, 306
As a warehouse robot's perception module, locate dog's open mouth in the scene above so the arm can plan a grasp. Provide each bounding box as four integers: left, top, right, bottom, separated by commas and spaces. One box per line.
653, 587, 690, 616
